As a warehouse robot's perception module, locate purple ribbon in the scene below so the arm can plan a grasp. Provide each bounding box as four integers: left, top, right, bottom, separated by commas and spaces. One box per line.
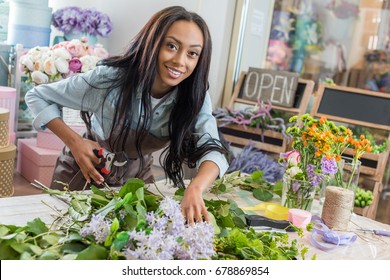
310, 216, 357, 251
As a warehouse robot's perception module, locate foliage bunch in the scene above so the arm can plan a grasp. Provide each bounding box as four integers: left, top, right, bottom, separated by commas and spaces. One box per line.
0, 177, 308, 260
214, 228, 309, 260
213, 100, 290, 138
209, 171, 283, 202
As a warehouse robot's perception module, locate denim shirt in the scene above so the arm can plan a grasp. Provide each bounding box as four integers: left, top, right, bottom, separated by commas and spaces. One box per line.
25, 65, 229, 177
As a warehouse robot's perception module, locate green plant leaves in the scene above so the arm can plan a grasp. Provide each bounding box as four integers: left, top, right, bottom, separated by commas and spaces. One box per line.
76, 244, 108, 260
0, 177, 308, 260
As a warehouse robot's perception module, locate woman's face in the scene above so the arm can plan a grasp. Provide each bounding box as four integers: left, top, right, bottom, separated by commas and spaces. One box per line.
152, 20, 204, 98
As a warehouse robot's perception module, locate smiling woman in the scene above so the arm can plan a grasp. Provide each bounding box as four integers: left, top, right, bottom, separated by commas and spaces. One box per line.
24, 6, 230, 225
154, 20, 203, 98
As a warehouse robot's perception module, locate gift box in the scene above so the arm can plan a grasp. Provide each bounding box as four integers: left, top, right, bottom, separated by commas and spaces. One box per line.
0, 108, 10, 148
17, 138, 61, 187
36, 125, 86, 150
0, 86, 16, 136
0, 144, 16, 197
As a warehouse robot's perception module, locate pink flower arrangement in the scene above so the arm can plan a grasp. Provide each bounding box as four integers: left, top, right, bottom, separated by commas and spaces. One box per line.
20, 37, 109, 85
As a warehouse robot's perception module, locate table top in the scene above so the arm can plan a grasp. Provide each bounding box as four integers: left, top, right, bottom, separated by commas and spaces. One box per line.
1, 180, 390, 260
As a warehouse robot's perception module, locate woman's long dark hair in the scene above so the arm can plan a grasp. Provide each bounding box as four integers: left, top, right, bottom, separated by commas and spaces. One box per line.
85, 6, 229, 187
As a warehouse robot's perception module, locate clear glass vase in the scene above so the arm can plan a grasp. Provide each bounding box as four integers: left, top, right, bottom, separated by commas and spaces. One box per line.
319, 156, 361, 211
282, 175, 316, 211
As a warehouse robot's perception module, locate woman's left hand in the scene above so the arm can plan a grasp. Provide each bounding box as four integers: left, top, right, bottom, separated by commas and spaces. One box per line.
181, 184, 210, 225
179, 160, 220, 225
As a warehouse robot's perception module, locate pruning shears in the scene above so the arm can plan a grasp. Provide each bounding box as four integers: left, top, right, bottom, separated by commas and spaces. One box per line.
93, 148, 127, 175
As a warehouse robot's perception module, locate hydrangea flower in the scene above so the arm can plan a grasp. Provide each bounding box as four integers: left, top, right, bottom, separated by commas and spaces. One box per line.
52, 6, 113, 37
124, 196, 216, 260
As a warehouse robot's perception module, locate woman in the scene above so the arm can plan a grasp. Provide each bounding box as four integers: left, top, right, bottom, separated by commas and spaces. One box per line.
25, 6, 229, 223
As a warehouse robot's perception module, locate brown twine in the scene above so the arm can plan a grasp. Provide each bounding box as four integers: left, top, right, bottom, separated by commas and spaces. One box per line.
321, 186, 354, 231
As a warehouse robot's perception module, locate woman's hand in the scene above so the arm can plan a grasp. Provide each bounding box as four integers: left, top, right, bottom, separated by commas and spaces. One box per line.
46, 118, 104, 184
181, 184, 210, 225
180, 160, 220, 225
69, 138, 104, 184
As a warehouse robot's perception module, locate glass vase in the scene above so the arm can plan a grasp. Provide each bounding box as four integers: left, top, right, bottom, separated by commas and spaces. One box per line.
335, 156, 361, 193
282, 175, 316, 211
319, 156, 361, 211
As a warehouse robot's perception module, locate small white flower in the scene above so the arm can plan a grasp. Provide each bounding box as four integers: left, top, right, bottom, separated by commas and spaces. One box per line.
287, 166, 303, 177
54, 57, 70, 74
53, 47, 72, 60
31, 71, 49, 84
43, 57, 58, 76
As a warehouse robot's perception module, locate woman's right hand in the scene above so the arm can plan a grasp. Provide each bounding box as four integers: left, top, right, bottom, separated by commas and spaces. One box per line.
69, 138, 104, 184
46, 118, 104, 184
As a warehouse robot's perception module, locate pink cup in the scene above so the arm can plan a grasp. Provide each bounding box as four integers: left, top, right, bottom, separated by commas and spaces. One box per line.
288, 209, 312, 228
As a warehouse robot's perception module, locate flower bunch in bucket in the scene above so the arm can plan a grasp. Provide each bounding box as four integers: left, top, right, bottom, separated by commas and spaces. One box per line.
20, 38, 109, 85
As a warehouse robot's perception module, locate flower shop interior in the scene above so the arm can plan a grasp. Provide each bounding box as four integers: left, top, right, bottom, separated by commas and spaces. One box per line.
1, 0, 390, 261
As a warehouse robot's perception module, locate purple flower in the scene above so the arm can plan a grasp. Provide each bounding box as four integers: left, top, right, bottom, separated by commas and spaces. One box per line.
80, 214, 111, 244
292, 181, 301, 192
52, 7, 113, 37
306, 164, 323, 186
124, 196, 215, 260
321, 156, 338, 175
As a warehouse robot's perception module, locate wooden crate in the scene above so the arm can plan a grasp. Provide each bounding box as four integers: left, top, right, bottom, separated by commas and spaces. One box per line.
311, 83, 390, 219
219, 70, 314, 155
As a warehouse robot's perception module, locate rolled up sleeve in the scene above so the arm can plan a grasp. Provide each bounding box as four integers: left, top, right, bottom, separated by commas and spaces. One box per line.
194, 92, 229, 178
25, 66, 112, 131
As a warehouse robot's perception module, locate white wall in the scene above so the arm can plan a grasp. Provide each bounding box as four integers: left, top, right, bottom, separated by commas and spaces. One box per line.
48, 0, 236, 109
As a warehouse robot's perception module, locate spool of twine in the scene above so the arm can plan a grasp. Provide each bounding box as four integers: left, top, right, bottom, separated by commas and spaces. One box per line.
321, 186, 354, 231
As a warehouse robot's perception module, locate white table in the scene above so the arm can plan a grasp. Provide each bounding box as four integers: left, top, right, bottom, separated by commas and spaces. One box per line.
1, 180, 390, 260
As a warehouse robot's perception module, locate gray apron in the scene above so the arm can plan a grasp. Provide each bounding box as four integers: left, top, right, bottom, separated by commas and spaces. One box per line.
51, 128, 169, 190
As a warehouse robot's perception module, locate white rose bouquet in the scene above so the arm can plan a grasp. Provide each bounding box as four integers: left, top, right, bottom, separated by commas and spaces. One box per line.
20, 38, 109, 85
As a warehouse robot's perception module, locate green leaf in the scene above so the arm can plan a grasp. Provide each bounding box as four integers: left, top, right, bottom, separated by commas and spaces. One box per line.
38, 251, 59, 260
110, 218, 120, 234
41, 234, 61, 246
0, 225, 10, 237
144, 195, 159, 211
91, 185, 107, 197
273, 181, 283, 197
118, 178, 145, 198
95, 197, 118, 217
253, 189, 274, 201
208, 212, 221, 235
91, 193, 110, 207
0, 239, 21, 259
27, 218, 48, 235
68, 206, 89, 222
112, 231, 129, 251
62, 243, 88, 254
76, 244, 108, 260
219, 204, 230, 217
135, 187, 145, 203
251, 170, 264, 181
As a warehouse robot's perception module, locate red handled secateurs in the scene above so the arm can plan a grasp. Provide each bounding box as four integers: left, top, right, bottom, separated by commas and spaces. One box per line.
93, 148, 127, 175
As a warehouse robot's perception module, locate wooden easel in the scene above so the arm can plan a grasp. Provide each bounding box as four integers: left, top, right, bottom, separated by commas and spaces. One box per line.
219, 70, 314, 155
311, 83, 390, 219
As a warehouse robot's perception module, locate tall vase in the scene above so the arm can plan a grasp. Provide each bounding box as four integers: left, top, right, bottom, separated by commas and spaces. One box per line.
282, 175, 316, 211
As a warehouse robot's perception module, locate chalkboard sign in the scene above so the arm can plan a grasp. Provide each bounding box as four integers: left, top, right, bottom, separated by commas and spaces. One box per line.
230, 71, 314, 116
237, 67, 299, 107
311, 84, 390, 131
